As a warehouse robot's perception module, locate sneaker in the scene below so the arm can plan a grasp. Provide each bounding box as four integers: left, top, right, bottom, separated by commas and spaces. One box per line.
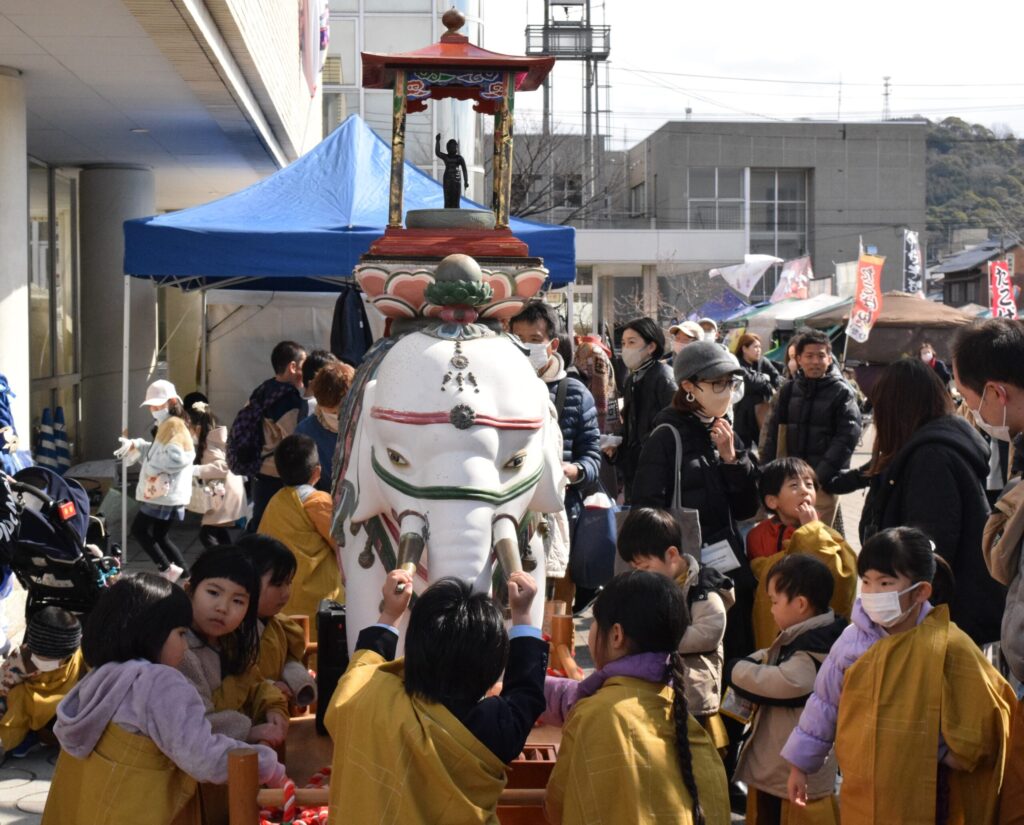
10, 732, 38, 758
159, 564, 184, 583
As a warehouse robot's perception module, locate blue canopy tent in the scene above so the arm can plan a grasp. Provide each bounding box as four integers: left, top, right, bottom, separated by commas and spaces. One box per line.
123, 113, 576, 290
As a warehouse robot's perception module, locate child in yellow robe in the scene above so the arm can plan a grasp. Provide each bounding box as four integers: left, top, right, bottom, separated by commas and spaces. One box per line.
0, 606, 83, 757
42, 574, 283, 825
239, 533, 316, 706
325, 569, 547, 824
259, 434, 343, 641
546, 570, 731, 825
748, 458, 856, 650
783, 527, 1017, 824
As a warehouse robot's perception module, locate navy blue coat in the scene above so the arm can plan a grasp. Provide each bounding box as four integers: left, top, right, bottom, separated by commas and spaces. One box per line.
546, 376, 602, 529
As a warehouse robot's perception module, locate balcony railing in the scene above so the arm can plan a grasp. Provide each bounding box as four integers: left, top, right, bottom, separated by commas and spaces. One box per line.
525, 24, 610, 60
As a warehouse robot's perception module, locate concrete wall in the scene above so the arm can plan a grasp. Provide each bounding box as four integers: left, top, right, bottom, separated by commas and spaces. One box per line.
213, 0, 323, 158
639, 121, 928, 290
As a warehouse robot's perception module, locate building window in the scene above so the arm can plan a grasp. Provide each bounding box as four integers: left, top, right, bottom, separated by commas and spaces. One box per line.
748, 168, 810, 301
630, 182, 646, 216
686, 167, 744, 230
27, 162, 80, 461
553, 174, 582, 208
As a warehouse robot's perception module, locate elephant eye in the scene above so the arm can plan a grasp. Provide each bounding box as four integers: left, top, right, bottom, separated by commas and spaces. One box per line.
503, 451, 528, 471
386, 448, 408, 467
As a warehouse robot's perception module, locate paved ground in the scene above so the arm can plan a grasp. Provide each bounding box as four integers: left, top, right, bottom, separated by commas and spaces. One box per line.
0, 426, 875, 822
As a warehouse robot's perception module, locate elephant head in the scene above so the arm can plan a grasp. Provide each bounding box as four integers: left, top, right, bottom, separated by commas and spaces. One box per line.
333, 325, 565, 650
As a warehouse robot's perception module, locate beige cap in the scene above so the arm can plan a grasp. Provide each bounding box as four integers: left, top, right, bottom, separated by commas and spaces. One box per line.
668, 321, 705, 341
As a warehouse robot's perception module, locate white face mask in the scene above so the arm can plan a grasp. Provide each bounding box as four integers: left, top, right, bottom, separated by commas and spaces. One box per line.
525, 343, 552, 373
973, 385, 1012, 443
920, 351, 933, 362
152, 408, 170, 424
860, 582, 923, 628
33, 656, 64, 672
621, 345, 650, 371
787, 358, 798, 375
672, 340, 685, 354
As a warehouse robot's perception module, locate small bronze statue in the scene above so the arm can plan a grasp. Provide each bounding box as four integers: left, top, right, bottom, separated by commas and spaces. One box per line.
435, 133, 469, 209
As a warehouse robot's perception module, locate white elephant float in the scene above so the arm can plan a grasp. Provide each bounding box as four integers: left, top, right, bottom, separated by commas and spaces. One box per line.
331, 308, 566, 652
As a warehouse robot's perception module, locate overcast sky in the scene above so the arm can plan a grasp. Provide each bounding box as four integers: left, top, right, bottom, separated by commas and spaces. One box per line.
483, 0, 1024, 149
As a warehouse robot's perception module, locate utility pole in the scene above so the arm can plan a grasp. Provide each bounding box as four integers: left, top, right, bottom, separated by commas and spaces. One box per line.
882, 76, 891, 121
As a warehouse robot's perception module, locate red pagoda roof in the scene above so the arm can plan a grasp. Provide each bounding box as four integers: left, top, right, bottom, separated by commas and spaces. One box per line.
361, 31, 554, 93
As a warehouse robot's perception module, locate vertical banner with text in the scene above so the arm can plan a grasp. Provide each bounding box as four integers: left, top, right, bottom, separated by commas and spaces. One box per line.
903, 229, 924, 295
989, 260, 1017, 319
846, 254, 885, 343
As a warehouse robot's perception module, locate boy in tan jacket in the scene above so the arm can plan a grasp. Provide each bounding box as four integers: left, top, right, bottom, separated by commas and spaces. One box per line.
724, 554, 846, 824
617, 507, 734, 751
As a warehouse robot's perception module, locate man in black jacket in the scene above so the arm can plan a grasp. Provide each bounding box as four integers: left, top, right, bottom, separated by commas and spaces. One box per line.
762, 329, 861, 529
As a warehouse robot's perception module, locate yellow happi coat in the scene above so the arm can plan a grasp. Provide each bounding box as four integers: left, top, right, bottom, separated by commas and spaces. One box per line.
750, 521, 857, 650
254, 614, 307, 683
325, 649, 508, 825
836, 605, 1016, 825
545, 676, 731, 825
259, 487, 343, 641
41, 722, 201, 825
0, 649, 84, 750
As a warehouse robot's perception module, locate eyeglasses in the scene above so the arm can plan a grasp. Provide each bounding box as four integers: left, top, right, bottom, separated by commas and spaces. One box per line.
702, 375, 743, 394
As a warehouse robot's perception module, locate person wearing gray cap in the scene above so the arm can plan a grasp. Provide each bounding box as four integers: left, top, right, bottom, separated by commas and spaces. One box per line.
631, 340, 760, 811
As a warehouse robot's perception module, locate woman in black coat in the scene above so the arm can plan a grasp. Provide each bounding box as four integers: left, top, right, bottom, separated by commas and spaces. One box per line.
832, 357, 1005, 646
632, 342, 760, 646
613, 317, 678, 503
733, 332, 782, 452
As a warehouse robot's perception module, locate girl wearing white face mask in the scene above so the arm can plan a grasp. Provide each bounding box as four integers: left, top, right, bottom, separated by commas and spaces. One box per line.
783, 527, 1016, 823
615, 318, 679, 502
113, 379, 194, 582
295, 361, 356, 495
188, 401, 248, 549
829, 357, 1002, 646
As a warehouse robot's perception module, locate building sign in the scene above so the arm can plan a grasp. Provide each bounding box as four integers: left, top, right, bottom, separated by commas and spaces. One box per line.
846, 254, 885, 343
989, 260, 1017, 319
903, 229, 923, 295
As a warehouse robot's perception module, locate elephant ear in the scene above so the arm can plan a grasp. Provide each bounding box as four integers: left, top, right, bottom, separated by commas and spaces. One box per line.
349, 378, 388, 524
528, 399, 568, 514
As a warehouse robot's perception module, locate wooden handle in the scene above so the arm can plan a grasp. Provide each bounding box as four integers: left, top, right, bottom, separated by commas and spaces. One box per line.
228, 749, 261, 825
257, 787, 330, 807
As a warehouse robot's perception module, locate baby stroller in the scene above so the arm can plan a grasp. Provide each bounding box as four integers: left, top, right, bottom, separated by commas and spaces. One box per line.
0, 466, 120, 619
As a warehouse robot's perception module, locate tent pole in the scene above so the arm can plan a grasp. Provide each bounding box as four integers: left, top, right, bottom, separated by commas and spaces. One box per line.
200, 289, 208, 396
566, 281, 575, 339
121, 275, 131, 564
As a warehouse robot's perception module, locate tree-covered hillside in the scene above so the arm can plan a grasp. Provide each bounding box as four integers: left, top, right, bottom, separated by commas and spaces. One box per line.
927, 117, 1024, 253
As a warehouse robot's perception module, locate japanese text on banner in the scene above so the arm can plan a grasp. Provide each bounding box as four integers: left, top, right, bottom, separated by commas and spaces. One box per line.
988, 260, 1017, 319
846, 254, 885, 343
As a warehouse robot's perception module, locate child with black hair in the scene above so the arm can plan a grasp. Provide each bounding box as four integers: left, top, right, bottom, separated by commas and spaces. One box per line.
746, 458, 856, 650
177, 546, 288, 745
783, 527, 1016, 824
614, 507, 733, 752
724, 555, 847, 825
258, 434, 342, 641
325, 569, 548, 823
42, 574, 284, 825
546, 571, 730, 825
237, 534, 315, 706
188, 400, 247, 548
0, 606, 83, 759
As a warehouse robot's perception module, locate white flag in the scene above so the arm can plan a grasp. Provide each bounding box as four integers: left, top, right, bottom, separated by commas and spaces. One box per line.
709, 254, 783, 298
770, 256, 814, 303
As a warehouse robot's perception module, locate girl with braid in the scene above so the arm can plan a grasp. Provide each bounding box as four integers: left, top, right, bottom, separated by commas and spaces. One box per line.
545, 571, 731, 825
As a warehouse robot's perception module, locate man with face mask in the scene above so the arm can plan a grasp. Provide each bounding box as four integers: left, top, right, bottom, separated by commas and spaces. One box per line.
952, 319, 1024, 685
761, 329, 862, 531
510, 303, 602, 606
